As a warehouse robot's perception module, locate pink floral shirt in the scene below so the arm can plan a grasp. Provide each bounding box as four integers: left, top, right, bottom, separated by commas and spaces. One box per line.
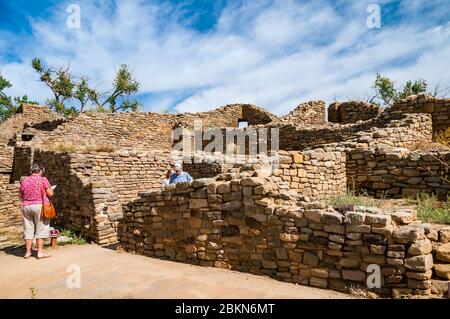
20, 175, 51, 206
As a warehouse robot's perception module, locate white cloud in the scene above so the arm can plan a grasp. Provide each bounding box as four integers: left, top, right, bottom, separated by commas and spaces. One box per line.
1, 0, 449, 115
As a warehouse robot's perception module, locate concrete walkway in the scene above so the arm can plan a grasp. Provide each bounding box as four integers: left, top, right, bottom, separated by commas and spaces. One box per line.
0, 244, 353, 299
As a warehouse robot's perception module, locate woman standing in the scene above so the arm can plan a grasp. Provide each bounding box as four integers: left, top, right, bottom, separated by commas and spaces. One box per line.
19, 163, 54, 259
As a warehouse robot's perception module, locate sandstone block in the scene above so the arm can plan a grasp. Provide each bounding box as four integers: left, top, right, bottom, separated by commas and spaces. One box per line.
189, 199, 208, 209
431, 280, 449, 295
344, 212, 366, 225
404, 254, 433, 271
311, 268, 329, 279
393, 225, 425, 244
304, 210, 323, 223
408, 239, 432, 256
407, 279, 431, 290
310, 277, 328, 288
365, 214, 391, 226
279, 233, 300, 243
342, 270, 365, 282
321, 211, 343, 225
433, 264, 450, 280
436, 243, 450, 262
338, 258, 360, 268
346, 224, 371, 233
439, 227, 450, 243
303, 251, 319, 267
406, 270, 432, 280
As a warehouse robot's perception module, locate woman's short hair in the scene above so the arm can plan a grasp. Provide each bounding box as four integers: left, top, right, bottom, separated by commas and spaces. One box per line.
31, 163, 43, 173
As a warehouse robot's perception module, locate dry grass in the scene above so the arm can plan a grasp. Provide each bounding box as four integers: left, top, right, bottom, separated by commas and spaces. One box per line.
54, 142, 79, 153
327, 189, 385, 208
406, 140, 450, 152
53, 142, 117, 153
435, 127, 450, 146
348, 285, 378, 299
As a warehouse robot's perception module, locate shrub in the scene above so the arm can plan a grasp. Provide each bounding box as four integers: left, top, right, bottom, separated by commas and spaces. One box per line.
59, 228, 89, 245
407, 193, 450, 224
327, 189, 384, 208
54, 142, 79, 153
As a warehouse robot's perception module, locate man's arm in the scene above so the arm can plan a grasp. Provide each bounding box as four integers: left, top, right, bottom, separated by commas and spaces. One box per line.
186, 172, 193, 183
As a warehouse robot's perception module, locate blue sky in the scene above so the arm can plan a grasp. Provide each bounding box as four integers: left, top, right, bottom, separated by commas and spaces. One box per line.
0, 0, 449, 114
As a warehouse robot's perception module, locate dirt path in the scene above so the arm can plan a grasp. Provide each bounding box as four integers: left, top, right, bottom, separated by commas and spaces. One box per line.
0, 244, 353, 299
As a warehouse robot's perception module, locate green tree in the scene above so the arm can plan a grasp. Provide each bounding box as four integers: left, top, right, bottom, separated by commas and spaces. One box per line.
371, 74, 429, 106
0, 76, 38, 122
89, 64, 141, 113
0, 76, 15, 122
73, 76, 91, 113
32, 58, 79, 116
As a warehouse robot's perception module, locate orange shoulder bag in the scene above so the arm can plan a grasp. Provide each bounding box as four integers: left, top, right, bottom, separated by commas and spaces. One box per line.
41, 178, 56, 219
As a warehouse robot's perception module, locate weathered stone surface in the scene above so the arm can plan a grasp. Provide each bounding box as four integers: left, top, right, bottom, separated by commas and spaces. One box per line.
321, 211, 343, 225
408, 239, 432, 256
304, 210, 323, 223
392, 211, 416, 224
303, 251, 319, 267
406, 270, 432, 280
393, 225, 425, 244
407, 279, 431, 289
365, 214, 391, 226
344, 212, 366, 225
191, 178, 215, 188
436, 243, 450, 262
338, 258, 360, 268
431, 280, 449, 295
279, 233, 300, 243
189, 199, 208, 209
439, 227, 450, 244
434, 264, 450, 280
404, 254, 433, 271
341, 270, 365, 282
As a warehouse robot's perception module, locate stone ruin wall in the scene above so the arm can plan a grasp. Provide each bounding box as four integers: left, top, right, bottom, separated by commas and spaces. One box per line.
0, 104, 62, 189
0, 182, 22, 234
175, 103, 277, 130
119, 174, 450, 298
0, 104, 62, 145
273, 101, 326, 126
269, 113, 433, 152
186, 150, 346, 199
0, 95, 448, 297
346, 148, 450, 200
387, 94, 450, 136
328, 101, 381, 124
30, 112, 175, 152
29, 149, 172, 244
0, 146, 13, 188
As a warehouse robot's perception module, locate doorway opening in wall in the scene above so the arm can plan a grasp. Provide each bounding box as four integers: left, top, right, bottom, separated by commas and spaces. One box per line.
21, 134, 33, 141
238, 119, 248, 128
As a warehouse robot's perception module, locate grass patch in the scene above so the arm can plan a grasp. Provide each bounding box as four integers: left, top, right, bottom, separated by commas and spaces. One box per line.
327, 189, 384, 208
406, 193, 450, 224
58, 228, 89, 245
54, 142, 79, 153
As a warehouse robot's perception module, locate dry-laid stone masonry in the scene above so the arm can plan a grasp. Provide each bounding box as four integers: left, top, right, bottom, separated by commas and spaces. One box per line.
119, 170, 447, 297
0, 94, 448, 297
346, 147, 449, 200
387, 94, 450, 136
0, 182, 21, 232
328, 101, 381, 124
29, 149, 171, 244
